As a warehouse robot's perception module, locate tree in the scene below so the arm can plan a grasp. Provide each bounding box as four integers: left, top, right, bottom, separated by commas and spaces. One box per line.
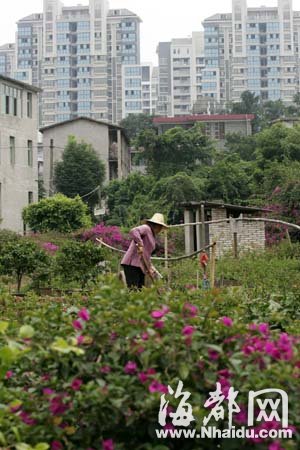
54, 136, 105, 211
136, 123, 214, 178
231, 91, 260, 114
0, 239, 49, 292
203, 154, 253, 203
103, 173, 157, 226
55, 240, 104, 288
150, 173, 203, 223
225, 133, 257, 161
23, 194, 92, 233
120, 113, 155, 143
255, 123, 300, 163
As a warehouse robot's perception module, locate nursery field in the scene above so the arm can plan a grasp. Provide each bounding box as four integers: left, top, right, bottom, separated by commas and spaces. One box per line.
0, 241, 299, 450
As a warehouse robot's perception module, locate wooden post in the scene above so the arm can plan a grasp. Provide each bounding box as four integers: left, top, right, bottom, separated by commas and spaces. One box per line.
200, 203, 206, 248
49, 139, 54, 196
231, 218, 239, 259
164, 228, 168, 270
210, 242, 216, 289
286, 228, 292, 248
233, 232, 238, 259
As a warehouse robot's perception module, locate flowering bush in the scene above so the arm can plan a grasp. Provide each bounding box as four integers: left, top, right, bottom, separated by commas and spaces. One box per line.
81, 223, 130, 251
0, 277, 299, 449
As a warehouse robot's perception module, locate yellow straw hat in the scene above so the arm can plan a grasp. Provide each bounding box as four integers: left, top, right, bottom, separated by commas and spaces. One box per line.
146, 213, 168, 228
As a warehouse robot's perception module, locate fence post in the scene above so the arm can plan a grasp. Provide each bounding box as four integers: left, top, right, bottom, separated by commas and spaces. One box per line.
210, 242, 217, 289
231, 218, 239, 259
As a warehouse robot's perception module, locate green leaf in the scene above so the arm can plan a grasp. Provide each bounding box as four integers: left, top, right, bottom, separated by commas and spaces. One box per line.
0, 321, 9, 334
19, 325, 35, 339
178, 363, 190, 380
34, 444, 50, 450
16, 444, 32, 450
51, 337, 84, 355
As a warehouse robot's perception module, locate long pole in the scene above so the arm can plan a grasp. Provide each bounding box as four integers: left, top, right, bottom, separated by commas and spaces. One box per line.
210, 242, 217, 289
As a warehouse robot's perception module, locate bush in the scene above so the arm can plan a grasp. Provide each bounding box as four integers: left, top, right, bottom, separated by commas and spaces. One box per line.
0, 239, 50, 292
0, 278, 299, 449
22, 194, 92, 233
55, 240, 105, 288
81, 223, 130, 251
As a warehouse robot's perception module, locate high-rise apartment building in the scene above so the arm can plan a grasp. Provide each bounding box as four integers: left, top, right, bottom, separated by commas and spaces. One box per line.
0, 0, 141, 125
121, 62, 158, 118
0, 44, 15, 78
203, 0, 300, 105
156, 32, 205, 116
107, 9, 141, 123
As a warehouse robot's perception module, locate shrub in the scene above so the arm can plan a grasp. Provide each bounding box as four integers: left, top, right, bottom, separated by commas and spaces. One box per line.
0, 239, 50, 292
81, 223, 130, 251
22, 194, 92, 233
0, 278, 299, 449
54, 240, 105, 287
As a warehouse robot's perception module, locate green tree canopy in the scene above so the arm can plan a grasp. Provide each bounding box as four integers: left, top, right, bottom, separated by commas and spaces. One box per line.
23, 194, 92, 233
54, 136, 105, 210
136, 123, 214, 178
120, 113, 155, 143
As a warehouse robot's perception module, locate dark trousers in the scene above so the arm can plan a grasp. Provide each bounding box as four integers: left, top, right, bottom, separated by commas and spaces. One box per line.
122, 265, 145, 289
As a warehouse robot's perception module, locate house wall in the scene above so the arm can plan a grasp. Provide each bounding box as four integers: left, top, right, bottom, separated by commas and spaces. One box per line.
0, 80, 39, 233
42, 120, 111, 196
209, 209, 265, 256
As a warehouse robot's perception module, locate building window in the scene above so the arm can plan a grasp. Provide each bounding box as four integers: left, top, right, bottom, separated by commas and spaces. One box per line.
5, 95, 9, 114
9, 136, 15, 165
27, 140, 33, 167
28, 191, 33, 204
13, 97, 17, 116
27, 92, 32, 118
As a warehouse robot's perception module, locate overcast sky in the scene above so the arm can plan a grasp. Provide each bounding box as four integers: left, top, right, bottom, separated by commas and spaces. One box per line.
1, 0, 300, 63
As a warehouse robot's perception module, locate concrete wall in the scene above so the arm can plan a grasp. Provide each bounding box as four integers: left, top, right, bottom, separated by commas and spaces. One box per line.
209, 209, 265, 257
0, 80, 39, 233
42, 120, 111, 196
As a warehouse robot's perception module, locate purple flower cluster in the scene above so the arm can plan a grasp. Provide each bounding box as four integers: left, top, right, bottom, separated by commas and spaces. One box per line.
81, 223, 130, 251
43, 242, 59, 253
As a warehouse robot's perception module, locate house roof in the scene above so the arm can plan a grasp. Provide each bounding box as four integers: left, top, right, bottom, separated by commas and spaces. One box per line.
180, 201, 269, 214
0, 74, 41, 93
40, 116, 125, 134
153, 114, 255, 125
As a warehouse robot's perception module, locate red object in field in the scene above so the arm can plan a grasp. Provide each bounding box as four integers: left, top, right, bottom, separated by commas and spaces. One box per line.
200, 252, 209, 269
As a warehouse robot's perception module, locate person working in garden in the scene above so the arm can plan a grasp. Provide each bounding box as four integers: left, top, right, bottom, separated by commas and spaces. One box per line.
121, 213, 168, 289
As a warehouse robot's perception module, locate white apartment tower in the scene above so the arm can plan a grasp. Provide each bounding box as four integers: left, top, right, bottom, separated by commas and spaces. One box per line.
203, 0, 300, 105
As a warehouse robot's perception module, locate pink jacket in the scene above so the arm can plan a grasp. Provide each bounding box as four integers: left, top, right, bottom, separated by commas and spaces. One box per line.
121, 224, 156, 273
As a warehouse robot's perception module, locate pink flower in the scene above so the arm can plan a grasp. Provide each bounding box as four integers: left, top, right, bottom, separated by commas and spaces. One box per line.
221, 317, 233, 327
43, 388, 55, 396
154, 320, 164, 329
51, 441, 63, 450
78, 308, 90, 321
72, 320, 83, 330
20, 411, 37, 426
102, 439, 114, 450
269, 441, 283, 450
183, 303, 198, 317
100, 365, 111, 374
217, 369, 231, 379
124, 361, 137, 374
5, 370, 13, 379
182, 325, 195, 336
49, 395, 70, 416
138, 372, 148, 383
151, 310, 164, 319
77, 335, 85, 345
71, 378, 83, 391
138, 368, 156, 383
258, 323, 269, 335
141, 332, 149, 341
208, 349, 220, 360
149, 380, 168, 394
